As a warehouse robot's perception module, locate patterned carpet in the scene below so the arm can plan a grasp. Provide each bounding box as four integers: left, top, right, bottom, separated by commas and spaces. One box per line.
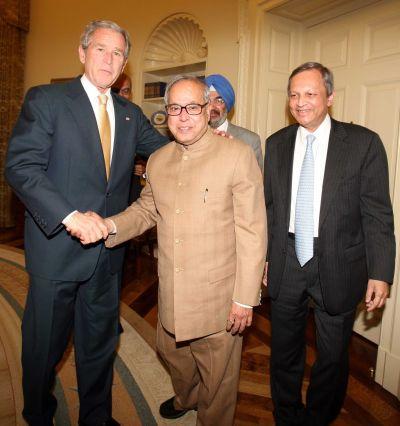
2, 243, 400, 425
0, 244, 196, 425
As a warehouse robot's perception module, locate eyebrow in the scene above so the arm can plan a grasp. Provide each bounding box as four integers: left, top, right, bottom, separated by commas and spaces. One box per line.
92, 42, 123, 52
170, 100, 202, 104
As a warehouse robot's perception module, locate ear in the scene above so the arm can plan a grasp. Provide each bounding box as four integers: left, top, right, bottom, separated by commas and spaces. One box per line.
327, 91, 335, 107
78, 45, 86, 65
122, 59, 127, 72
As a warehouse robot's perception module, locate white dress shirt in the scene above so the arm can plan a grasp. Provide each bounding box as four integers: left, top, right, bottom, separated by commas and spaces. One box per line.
289, 114, 331, 237
80, 74, 116, 158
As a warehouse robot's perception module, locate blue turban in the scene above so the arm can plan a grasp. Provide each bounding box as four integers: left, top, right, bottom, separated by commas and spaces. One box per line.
205, 74, 235, 113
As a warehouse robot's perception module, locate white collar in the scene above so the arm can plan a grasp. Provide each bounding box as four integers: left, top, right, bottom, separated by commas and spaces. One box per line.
217, 118, 229, 133
80, 74, 111, 100
299, 114, 331, 141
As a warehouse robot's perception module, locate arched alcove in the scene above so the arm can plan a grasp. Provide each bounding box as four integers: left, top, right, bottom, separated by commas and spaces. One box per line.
141, 14, 208, 125
144, 14, 208, 70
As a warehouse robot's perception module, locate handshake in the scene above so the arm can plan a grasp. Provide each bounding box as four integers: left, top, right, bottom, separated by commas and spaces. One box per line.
64, 211, 114, 245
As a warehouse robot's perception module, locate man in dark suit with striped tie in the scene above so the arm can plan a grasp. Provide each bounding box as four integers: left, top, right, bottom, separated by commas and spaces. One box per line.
263, 62, 395, 425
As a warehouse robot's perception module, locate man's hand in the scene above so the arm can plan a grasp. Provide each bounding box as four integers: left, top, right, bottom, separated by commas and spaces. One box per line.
365, 279, 389, 312
84, 211, 116, 234
226, 302, 253, 335
64, 211, 109, 245
133, 163, 146, 177
262, 262, 268, 287
212, 129, 234, 139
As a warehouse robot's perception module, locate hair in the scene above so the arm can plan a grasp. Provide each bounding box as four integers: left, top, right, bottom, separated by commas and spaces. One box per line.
164, 75, 210, 105
112, 73, 132, 89
287, 62, 334, 96
80, 20, 131, 59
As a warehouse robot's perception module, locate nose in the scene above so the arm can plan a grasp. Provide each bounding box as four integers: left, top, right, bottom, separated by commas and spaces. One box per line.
296, 94, 307, 106
103, 51, 112, 64
179, 108, 190, 120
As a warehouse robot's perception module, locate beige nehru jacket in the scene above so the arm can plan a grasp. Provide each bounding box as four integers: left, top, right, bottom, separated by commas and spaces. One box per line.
106, 129, 267, 341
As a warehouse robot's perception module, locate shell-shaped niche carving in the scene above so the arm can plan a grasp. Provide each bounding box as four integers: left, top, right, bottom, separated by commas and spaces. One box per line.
144, 14, 208, 70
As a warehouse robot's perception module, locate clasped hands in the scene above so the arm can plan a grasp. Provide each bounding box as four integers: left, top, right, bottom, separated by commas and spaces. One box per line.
64, 211, 113, 245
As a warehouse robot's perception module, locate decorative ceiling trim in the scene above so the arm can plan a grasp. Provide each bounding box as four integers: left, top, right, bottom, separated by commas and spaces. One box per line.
143, 13, 208, 71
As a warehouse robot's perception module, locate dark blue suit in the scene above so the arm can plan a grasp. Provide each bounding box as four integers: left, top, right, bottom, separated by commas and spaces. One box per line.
5, 77, 168, 425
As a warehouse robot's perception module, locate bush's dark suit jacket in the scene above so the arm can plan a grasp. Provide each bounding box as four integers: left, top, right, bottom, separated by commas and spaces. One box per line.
5, 77, 167, 281
264, 118, 395, 314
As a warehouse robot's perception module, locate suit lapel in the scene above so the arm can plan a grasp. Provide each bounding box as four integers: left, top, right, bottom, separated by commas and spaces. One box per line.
278, 126, 297, 228
109, 94, 131, 186
65, 78, 107, 183
318, 120, 349, 231
227, 122, 236, 137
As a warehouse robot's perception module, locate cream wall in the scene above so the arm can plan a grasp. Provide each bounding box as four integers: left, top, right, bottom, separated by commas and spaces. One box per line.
25, 0, 240, 105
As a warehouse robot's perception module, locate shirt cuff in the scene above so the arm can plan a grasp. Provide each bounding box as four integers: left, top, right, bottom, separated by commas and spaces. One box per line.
233, 301, 253, 309
62, 210, 78, 225
107, 219, 117, 234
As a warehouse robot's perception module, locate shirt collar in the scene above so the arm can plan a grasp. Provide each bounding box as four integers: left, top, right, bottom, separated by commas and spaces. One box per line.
217, 118, 229, 133
299, 114, 331, 141
81, 74, 111, 102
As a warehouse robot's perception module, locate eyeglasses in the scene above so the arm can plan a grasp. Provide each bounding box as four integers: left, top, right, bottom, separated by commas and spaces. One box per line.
210, 96, 225, 105
165, 102, 208, 116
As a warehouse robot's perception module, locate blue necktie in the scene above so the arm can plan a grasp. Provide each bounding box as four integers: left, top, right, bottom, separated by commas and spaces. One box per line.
295, 134, 315, 267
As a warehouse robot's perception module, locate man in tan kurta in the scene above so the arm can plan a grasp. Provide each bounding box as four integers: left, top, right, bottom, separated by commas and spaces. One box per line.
104, 76, 266, 425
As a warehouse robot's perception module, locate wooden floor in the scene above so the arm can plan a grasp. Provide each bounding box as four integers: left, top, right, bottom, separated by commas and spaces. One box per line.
121, 239, 400, 425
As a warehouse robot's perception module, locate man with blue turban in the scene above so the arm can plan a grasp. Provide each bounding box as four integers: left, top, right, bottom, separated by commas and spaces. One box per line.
205, 74, 263, 170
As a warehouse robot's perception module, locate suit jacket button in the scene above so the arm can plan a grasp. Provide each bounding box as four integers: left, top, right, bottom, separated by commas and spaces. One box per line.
106, 192, 111, 197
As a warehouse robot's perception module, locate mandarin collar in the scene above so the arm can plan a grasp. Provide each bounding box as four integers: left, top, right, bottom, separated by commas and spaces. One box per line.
174, 127, 213, 152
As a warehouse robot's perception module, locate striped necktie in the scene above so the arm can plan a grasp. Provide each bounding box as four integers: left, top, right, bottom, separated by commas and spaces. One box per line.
98, 94, 111, 179
295, 133, 315, 267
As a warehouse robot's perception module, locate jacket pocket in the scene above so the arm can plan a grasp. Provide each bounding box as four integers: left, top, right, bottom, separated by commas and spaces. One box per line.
344, 242, 365, 262
208, 261, 236, 283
